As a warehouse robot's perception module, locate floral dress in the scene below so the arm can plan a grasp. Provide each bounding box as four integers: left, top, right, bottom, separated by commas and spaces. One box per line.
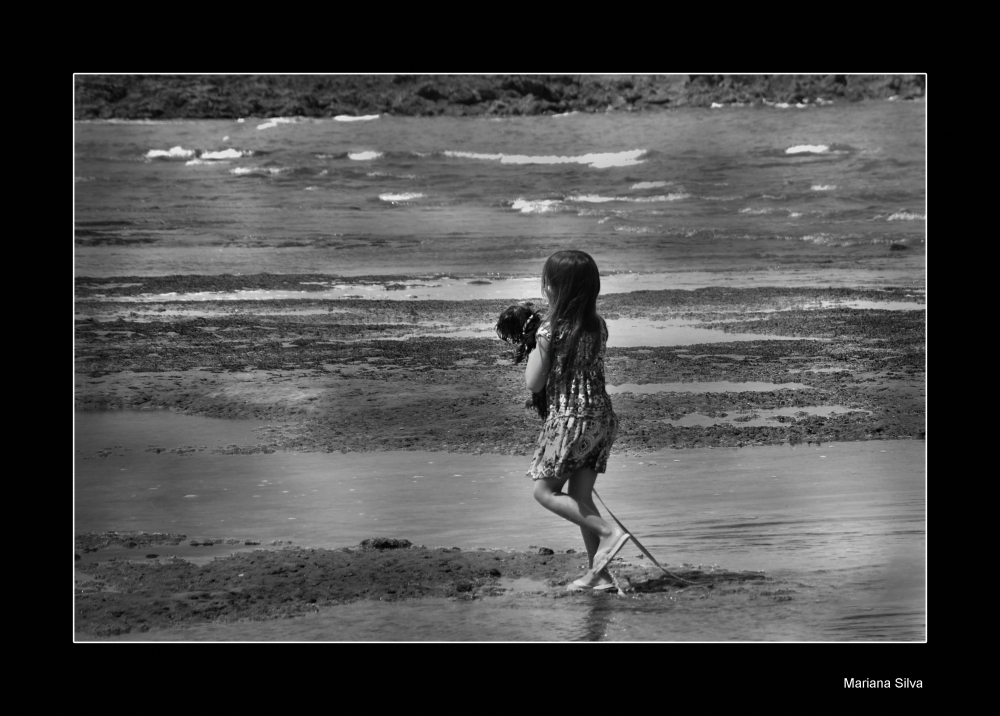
526, 316, 618, 480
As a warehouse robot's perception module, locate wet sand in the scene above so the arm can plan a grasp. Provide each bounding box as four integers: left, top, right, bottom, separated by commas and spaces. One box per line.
74, 275, 925, 640
75, 280, 924, 454
75, 440, 924, 641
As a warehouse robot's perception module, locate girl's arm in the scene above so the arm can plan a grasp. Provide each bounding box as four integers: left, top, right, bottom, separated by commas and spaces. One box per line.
525, 334, 551, 393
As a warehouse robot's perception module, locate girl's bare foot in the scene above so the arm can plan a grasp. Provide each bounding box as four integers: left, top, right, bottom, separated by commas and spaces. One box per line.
573, 567, 614, 589
569, 567, 617, 591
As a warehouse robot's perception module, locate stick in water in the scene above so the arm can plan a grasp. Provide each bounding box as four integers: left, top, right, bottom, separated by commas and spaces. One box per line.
592, 488, 702, 586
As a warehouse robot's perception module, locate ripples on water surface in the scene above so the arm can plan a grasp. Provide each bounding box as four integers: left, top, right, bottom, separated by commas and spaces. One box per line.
76, 411, 924, 641
75, 102, 925, 279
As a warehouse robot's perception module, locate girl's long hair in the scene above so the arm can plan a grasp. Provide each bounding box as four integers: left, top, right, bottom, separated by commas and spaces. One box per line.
541, 250, 601, 380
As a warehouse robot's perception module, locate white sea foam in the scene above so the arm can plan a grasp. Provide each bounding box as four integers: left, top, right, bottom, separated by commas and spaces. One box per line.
566, 192, 691, 204
445, 149, 646, 168
799, 233, 844, 245
444, 151, 504, 161
786, 145, 830, 154
711, 102, 724, 108
811, 184, 837, 191
568, 194, 617, 203
349, 151, 383, 160
368, 172, 418, 179
789, 212, 804, 218
200, 148, 251, 160
739, 207, 773, 215
887, 211, 925, 221
146, 146, 195, 159
613, 225, 660, 234
639, 193, 690, 202
511, 198, 563, 213
257, 117, 299, 130
379, 192, 425, 202
552, 111, 579, 118
630, 181, 671, 189
334, 114, 380, 122
229, 166, 286, 176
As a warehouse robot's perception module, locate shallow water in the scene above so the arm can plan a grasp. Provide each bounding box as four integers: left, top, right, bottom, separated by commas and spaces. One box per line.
659, 405, 868, 427
75, 410, 925, 641
607, 381, 810, 393
80, 269, 926, 304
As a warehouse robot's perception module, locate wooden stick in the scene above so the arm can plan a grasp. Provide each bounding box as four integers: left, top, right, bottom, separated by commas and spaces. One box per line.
592, 488, 702, 586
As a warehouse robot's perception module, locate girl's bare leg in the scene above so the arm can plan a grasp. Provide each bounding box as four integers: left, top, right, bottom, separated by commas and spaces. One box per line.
534, 467, 623, 586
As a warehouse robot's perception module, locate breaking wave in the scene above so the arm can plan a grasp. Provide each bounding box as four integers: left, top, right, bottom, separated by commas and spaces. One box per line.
444, 149, 647, 168
229, 166, 288, 176
887, 211, 925, 221
146, 146, 195, 159
379, 193, 425, 202
510, 198, 565, 213
567, 193, 690, 203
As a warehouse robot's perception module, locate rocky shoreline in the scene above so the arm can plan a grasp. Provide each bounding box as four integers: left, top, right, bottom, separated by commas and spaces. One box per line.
74, 74, 926, 120
75, 532, 772, 638
75, 278, 925, 454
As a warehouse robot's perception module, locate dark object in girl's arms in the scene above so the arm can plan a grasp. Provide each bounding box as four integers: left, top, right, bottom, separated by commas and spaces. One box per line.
495, 303, 548, 419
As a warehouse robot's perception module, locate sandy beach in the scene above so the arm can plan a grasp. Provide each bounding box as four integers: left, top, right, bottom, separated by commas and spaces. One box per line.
75, 84, 925, 640
74, 274, 925, 640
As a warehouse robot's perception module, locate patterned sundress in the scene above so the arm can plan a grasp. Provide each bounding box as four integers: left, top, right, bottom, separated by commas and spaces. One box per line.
526, 315, 618, 480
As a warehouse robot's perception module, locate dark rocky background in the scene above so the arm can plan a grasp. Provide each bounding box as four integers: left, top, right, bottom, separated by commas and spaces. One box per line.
75, 74, 926, 120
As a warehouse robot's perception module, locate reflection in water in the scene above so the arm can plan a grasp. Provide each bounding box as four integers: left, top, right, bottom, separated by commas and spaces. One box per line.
76, 410, 925, 641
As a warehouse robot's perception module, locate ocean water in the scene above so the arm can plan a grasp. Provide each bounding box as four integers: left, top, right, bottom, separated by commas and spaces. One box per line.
76, 411, 924, 641
74, 101, 925, 281
75, 102, 927, 640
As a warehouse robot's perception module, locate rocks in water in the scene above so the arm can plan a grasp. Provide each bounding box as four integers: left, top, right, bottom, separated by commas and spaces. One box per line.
537, 547, 555, 555
145, 554, 158, 558
890, 243, 909, 251
360, 537, 413, 550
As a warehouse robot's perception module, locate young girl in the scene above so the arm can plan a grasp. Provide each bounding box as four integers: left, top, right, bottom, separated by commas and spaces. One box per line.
524, 250, 628, 591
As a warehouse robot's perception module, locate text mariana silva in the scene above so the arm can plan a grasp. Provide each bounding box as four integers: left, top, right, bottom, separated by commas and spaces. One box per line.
845, 679, 922, 688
